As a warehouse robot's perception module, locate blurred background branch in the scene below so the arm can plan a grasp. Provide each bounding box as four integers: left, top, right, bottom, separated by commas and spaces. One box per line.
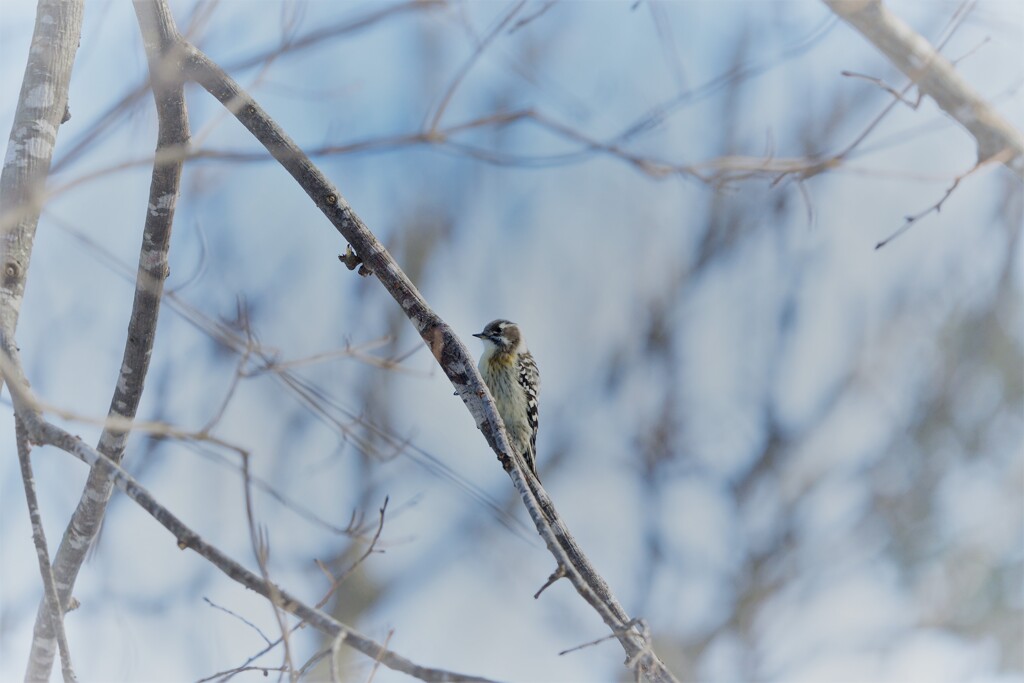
824, 0, 1023, 179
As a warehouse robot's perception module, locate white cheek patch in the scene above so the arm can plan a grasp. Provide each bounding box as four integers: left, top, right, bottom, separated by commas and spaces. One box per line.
478, 340, 496, 364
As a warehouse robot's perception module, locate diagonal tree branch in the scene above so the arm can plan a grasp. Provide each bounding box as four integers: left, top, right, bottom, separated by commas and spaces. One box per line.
23, 2, 192, 676
823, 0, 1024, 180
174, 17, 678, 683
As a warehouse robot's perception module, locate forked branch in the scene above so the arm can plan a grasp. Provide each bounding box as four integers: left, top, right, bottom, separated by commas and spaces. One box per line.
824, 0, 1023, 180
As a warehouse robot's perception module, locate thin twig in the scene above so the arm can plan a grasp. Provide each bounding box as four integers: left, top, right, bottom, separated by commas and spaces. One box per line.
330, 631, 349, 683
241, 452, 297, 681
427, 0, 526, 133
315, 497, 389, 610
874, 149, 1011, 249
841, 70, 921, 107
365, 629, 395, 683
15, 419, 78, 683
200, 302, 256, 434
533, 565, 566, 599
558, 618, 644, 657
203, 597, 273, 647
196, 633, 287, 683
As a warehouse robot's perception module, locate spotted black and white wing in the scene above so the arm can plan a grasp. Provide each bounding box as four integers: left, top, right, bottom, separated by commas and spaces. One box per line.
516, 350, 540, 476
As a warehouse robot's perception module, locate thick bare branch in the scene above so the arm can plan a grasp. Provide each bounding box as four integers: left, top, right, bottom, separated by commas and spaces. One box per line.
0, 0, 83, 392
823, 0, 1024, 179
23, 2, 192, 676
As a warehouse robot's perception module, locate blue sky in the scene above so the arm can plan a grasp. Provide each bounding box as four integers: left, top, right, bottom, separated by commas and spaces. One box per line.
1, 1, 1022, 681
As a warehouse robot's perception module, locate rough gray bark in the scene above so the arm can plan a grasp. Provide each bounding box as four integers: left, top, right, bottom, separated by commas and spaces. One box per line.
824, 0, 1024, 179
23, 3, 191, 677
0, 0, 83, 392
0, 2, 84, 679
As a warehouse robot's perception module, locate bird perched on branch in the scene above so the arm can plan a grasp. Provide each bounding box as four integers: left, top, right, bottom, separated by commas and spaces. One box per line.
473, 319, 540, 479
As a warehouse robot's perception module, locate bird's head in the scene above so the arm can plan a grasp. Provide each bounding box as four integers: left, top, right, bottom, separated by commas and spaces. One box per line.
473, 319, 522, 354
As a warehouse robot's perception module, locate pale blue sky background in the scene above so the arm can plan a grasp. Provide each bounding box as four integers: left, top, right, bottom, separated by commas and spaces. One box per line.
1, 1, 1022, 681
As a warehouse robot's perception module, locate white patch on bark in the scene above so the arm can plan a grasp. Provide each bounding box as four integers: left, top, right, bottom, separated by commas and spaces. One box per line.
35, 119, 57, 138
0, 292, 23, 314
148, 193, 175, 216
24, 135, 51, 159
117, 367, 133, 394
4, 141, 26, 167
24, 84, 54, 108
141, 248, 165, 270
68, 533, 91, 551
32, 638, 57, 658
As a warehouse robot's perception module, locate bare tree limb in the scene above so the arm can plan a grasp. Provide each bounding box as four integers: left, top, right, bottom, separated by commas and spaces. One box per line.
203, 597, 274, 647
0, 0, 83, 394
823, 0, 1024, 180
0, 347, 498, 683
23, 2, 191, 675
15, 418, 77, 683
176, 17, 678, 683
7, 1, 678, 678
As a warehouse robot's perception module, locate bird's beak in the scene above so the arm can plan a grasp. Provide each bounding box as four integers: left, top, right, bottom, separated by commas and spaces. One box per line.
472, 332, 486, 339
